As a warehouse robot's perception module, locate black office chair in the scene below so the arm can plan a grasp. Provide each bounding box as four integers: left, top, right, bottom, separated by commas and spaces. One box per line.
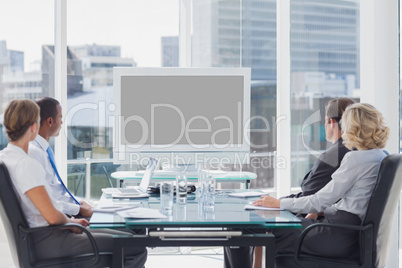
275, 154, 402, 268
0, 160, 113, 267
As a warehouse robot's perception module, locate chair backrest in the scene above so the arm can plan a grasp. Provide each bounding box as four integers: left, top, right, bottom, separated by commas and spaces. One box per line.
0, 160, 32, 267
362, 154, 402, 268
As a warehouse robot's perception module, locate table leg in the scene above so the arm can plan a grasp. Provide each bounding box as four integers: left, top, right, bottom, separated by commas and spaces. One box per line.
113, 240, 124, 267
119, 179, 124, 188
265, 237, 275, 268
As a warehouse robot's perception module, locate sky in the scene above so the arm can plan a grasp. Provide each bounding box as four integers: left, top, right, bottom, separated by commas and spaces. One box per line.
0, 0, 179, 71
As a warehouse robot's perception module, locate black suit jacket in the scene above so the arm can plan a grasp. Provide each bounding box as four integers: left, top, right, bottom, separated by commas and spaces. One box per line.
284, 138, 350, 199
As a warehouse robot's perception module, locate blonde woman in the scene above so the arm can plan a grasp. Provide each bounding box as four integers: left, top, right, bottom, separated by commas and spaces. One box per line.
0, 99, 147, 267
251, 103, 390, 263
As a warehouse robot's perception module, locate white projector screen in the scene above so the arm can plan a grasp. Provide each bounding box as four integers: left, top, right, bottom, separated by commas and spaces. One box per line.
113, 67, 251, 165
121, 75, 244, 146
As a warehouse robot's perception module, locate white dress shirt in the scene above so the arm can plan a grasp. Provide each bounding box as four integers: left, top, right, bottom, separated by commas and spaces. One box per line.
0, 143, 64, 227
281, 149, 387, 220
29, 135, 80, 216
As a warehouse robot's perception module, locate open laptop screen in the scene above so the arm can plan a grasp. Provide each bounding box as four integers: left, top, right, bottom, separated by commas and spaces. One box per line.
139, 157, 158, 192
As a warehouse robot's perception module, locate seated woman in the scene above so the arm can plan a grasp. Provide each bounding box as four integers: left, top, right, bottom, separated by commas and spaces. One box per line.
252, 103, 389, 266
0, 99, 147, 267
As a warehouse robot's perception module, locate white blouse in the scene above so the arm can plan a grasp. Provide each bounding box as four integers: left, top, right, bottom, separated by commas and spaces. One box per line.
280, 149, 387, 220
0, 143, 63, 227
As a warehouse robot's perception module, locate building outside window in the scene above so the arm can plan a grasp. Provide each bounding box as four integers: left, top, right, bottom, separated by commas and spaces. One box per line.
0, 0, 361, 196
289, 0, 360, 188
66, 0, 179, 198
0, 1, 54, 148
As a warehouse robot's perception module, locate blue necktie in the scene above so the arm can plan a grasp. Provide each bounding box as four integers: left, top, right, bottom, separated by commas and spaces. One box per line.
46, 147, 81, 205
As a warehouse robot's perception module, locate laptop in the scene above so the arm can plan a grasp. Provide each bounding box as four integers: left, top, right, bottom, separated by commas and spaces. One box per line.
102, 157, 158, 198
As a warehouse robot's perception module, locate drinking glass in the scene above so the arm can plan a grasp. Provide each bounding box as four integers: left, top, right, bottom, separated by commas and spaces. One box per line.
176, 173, 188, 203
160, 181, 174, 213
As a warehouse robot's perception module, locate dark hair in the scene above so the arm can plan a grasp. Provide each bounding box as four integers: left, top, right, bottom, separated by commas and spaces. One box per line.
4, 99, 40, 141
35, 97, 60, 126
326, 97, 355, 130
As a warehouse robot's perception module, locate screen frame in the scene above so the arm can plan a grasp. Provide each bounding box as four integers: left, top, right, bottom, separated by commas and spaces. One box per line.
113, 67, 251, 164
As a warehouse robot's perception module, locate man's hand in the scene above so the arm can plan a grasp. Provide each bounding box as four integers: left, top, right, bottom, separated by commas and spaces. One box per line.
253, 196, 280, 208
80, 200, 92, 209
305, 213, 318, 220
79, 200, 93, 218
305, 212, 324, 220
68, 217, 90, 234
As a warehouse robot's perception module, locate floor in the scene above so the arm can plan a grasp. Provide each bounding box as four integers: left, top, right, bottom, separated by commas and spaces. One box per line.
0, 217, 224, 268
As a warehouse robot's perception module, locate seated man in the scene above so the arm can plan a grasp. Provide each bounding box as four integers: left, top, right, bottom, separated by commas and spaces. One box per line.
224, 97, 355, 268
284, 97, 355, 199
29, 97, 93, 218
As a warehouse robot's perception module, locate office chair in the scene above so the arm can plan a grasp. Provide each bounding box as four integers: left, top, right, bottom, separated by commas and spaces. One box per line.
0, 160, 113, 267
275, 154, 402, 268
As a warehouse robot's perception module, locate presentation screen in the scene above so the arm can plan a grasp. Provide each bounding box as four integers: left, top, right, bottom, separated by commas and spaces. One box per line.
121, 75, 243, 146
113, 67, 251, 165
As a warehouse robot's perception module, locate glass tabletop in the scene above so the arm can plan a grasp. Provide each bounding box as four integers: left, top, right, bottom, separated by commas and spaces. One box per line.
90, 191, 302, 230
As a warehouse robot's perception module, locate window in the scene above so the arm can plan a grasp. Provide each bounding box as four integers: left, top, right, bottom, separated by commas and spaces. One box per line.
0, 0, 54, 149
66, 0, 179, 199
192, 0, 277, 189
289, 0, 360, 188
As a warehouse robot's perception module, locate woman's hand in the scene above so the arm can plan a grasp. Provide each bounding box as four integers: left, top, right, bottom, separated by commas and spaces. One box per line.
253, 195, 280, 208
26, 186, 90, 233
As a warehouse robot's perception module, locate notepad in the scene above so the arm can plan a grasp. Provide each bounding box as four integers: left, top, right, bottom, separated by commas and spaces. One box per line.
228, 191, 270, 198
91, 206, 137, 213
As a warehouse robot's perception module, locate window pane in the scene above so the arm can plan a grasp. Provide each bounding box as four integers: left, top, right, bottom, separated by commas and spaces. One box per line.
0, 0, 54, 148
290, 0, 360, 188
67, 0, 179, 199
192, 0, 277, 189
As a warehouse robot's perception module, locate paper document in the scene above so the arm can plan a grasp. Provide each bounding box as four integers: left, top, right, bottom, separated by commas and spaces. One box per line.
244, 204, 283, 211
92, 206, 137, 213
228, 191, 269, 198
117, 207, 167, 219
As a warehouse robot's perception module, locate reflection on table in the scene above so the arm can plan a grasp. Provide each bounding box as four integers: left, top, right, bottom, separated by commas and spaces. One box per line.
90, 191, 300, 229
90, 190, 301, 268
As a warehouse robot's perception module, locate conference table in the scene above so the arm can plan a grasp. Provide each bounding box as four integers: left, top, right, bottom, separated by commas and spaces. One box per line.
90, 191, 301, 267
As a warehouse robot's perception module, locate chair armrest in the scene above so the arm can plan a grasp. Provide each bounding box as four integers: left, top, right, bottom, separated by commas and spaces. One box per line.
19, 223, 100, 265
294, 222, 373, 266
